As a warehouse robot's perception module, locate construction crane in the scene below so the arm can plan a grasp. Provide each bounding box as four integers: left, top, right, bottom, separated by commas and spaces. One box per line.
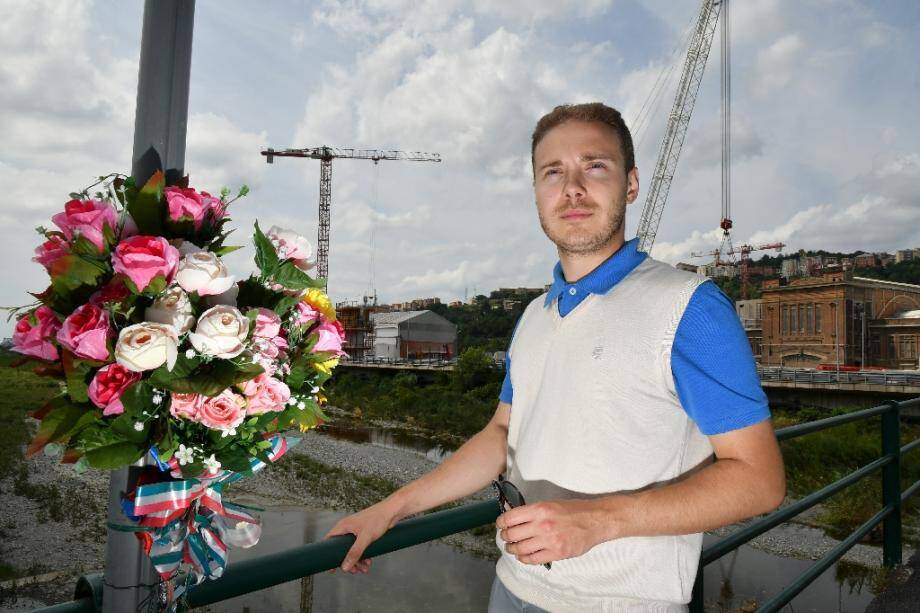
691, 241, 786, 299
261, 146, 441, 292
636, 0, 723, 253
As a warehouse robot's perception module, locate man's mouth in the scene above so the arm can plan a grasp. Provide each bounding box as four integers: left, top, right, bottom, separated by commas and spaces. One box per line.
560, 208, 593, 220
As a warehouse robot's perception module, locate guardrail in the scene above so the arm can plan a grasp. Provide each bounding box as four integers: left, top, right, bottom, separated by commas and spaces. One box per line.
33, 397, 920, 613
690, 396, 919, 612
757, 366, 920, 386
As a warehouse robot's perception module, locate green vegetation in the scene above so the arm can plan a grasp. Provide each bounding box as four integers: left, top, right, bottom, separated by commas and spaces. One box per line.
854, 258, 920, 285
774, 406, 920, 544
327, 347, 503, 438
0, 351, 62, 475
428, 288, 543, 353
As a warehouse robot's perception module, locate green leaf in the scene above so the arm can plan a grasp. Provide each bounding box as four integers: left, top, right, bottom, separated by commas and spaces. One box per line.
26, 397, 94, 457
155, 359, 263, 396
149, 354, 201, 388
216, 445, 254, 473
49, 255, 107, 298
61, 351, 92, 403
110, 414, 150, 443
273, 261, 324, 291
273, 294, 301, 317
85, 442, 146, 469
286, 354, 312, 390
253, 222, 279, 278
237, 185, 250, 198
126, 171, 165, 235
119, 381, 155, 417
212, 244, 243, 256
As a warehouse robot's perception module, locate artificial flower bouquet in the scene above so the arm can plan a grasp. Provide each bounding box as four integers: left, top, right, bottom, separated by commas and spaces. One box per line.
10, 171, 346, 587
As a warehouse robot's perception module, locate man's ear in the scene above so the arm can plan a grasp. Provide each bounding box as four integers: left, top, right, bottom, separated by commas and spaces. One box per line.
626, 167, 640, 204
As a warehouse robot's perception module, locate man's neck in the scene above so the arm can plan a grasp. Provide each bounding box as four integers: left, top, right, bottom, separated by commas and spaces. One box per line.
559, 236, 626, 283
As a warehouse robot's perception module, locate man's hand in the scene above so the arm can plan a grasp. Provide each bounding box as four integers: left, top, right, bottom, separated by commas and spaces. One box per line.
324, 499, 401, 573
496, 498, 620, 566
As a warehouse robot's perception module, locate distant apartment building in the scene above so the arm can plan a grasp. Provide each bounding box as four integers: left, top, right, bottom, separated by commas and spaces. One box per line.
758, 272, 920, 369
780, 259, 798, 278
392, 297, 442, 311
370, 310, 457, 360
896, 249, 915, 264
853, 253, 878, 268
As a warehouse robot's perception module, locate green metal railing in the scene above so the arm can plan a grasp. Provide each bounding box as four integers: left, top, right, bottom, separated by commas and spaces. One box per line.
34, 397, 919, 612
690, 396, 920, 613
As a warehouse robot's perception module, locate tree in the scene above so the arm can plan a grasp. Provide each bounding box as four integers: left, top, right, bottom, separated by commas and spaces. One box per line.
452, 347, 494, 392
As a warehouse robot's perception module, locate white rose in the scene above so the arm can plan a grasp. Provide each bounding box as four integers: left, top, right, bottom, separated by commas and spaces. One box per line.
266, 225, 314, 270
175, 251, 235, 296
115, 322, 179, 372
169, 239, 205, 256
201, 282, 239, 308
188, 305, 250, 359
145, 286, 196, 334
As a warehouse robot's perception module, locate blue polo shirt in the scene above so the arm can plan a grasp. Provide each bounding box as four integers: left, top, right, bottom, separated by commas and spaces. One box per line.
499, 238, 770, 436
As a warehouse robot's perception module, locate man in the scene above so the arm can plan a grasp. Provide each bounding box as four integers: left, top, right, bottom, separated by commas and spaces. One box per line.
324, 103, 785, 612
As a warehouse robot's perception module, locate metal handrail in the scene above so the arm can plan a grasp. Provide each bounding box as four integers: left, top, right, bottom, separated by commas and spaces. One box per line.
35, 398, 919, 612
690, 396, 920, 612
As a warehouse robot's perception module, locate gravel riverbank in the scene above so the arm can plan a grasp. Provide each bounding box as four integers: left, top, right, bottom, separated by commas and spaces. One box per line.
0, 411, 913, 609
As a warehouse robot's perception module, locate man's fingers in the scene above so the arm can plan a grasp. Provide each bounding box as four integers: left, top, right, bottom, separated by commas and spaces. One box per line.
323, 522, 355, 540
518, 549, 554, 566
500, 524, 538, 544
496, 504, 535, 530
341, 537, 371, 571
505, 536, 545, 557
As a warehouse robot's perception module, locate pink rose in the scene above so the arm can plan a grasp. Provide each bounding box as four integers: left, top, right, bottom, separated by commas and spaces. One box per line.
200, 191, 227, 222
51, 199, 118, 251
33, 235, 69, 270
196, 390, 246, 431
294, 301, 321, 326
169, 393, 204, 420
89, 278, 131, 306
56, 303, 111, 361
12, 306, 61, 361
253, 308, 281, 338
312, 320, 346, 356
112, 235, 180, 292
164, 187, 207, 229
243, 376, 291, 416
88, 364, 142, 416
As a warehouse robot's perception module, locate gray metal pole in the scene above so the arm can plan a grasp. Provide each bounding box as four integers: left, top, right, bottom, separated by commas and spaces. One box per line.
103, 2, 195, 611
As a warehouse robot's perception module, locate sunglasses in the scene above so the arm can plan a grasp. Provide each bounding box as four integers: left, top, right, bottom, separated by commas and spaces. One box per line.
492, 476, 552, 570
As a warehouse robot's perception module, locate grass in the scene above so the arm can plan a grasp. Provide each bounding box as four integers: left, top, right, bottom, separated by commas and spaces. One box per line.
0, 349, 104, 579
774, 406, 920, 544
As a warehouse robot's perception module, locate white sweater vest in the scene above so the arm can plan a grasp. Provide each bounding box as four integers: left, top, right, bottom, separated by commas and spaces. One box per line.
495, 257, 714, 612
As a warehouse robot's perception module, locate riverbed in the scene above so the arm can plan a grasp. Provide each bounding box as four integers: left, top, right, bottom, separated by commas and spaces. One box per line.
0, 411, 911, 611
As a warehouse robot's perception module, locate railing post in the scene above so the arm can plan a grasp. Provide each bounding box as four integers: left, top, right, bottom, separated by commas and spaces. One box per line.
881, 400, 902, 566
689, 565, 703, 613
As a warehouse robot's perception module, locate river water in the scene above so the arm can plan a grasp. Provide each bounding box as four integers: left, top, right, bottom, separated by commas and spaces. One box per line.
208, 423, 880, 612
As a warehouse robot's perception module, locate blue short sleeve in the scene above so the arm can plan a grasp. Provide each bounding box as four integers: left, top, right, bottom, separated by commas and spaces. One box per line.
672, 282, 770, 435
499, 355, 513, 404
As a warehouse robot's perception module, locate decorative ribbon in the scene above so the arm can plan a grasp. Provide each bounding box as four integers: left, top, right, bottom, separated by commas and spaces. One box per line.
119, 435, 297, 586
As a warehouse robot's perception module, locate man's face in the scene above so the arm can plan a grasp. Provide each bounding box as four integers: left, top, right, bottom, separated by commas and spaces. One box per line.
533, 120, 639, 256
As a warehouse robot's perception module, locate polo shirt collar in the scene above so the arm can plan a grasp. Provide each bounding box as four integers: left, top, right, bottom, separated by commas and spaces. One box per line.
543, 238, 647, 308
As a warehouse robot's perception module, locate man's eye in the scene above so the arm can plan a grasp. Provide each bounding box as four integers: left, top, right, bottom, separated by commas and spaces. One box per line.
544, 169, 561, 177
589, 162, 607, 170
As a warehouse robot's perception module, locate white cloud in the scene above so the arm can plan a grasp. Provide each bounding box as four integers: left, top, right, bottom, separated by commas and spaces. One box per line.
185, 112, 270, 191
752, 34, 806, 96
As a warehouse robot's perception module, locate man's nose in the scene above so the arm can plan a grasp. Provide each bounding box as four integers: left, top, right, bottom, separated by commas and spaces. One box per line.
562, 168, 586, 200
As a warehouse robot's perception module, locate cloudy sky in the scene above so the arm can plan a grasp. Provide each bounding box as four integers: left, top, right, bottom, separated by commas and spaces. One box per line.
2, 0, 919, 337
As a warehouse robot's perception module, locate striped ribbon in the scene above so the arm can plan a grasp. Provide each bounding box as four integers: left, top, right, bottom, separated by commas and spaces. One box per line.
121, 435, 297, 584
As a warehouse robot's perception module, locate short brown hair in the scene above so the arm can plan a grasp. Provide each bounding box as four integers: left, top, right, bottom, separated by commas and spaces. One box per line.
531, 103, 635, 174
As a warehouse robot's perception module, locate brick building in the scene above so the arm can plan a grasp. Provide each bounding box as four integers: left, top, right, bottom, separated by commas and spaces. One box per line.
758, 272, 920, 369
336, 302, 386, 359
